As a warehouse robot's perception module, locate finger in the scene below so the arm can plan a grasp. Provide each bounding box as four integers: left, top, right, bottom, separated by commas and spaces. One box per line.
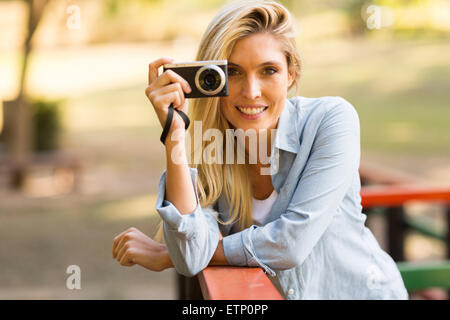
119, 251, 135, 266
113, 227, 138, 258
112, 233, 126, 258
114, 232, 132, 259
178, 98, 189, 115
113, 228, 132, 246
148, 57, 174, 85
175, 99, 188, 111
153, 83, 185, 108
116, 240, 130, 262
154, 69, 191, 94
112, 235, 124, 258
153, 91, 182, 110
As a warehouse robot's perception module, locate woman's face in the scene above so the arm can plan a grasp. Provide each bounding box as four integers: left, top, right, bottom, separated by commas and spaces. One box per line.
220, 32, 293, 132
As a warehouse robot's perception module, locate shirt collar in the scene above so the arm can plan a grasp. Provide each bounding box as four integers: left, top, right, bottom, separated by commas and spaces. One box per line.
272, 97, 300, 154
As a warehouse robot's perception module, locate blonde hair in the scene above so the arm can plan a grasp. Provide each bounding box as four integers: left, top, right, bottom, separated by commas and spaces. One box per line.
155, 0, 301, 243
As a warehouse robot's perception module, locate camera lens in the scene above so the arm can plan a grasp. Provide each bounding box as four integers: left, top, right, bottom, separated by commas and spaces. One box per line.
195, 64, 226, 96
204, 73, 216, 87
199, 70, 220, 91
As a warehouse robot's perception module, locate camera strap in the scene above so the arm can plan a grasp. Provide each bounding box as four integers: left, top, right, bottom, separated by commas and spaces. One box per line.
160, 103, 190, 145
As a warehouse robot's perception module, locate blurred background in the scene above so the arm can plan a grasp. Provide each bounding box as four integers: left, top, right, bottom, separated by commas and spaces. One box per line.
0, 0, 449, 299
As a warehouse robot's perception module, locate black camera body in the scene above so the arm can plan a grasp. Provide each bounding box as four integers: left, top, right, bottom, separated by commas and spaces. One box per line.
163, 60, 228, 99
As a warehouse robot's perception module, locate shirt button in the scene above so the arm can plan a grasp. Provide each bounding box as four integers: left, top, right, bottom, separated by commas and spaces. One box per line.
288, 288, 295, 295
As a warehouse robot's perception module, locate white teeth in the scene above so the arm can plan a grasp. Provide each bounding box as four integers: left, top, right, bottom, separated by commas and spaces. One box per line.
237, 107, 266, 115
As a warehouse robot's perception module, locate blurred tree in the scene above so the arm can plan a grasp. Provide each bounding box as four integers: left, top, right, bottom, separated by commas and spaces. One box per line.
3, 0, 48, 155
345, 0, 369, 36
1, 0, 49, 187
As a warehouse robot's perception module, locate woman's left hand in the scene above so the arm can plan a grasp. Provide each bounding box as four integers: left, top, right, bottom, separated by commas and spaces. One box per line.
112, 227, 170, 272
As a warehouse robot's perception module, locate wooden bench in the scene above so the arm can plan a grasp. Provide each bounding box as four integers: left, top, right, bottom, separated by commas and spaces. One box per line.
198, 266, 283, 300
0, 152, 83, 194
177, 184, 450, 300
397, 260, 450, 291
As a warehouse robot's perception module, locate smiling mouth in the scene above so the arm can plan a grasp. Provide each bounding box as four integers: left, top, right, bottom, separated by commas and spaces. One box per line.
235, 106, 268, 115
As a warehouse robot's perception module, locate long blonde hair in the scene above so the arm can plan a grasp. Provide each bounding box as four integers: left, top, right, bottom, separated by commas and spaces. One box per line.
155, 0, 301, 243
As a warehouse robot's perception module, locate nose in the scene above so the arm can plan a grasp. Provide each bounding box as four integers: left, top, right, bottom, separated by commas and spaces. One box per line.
241, 75, 261, 100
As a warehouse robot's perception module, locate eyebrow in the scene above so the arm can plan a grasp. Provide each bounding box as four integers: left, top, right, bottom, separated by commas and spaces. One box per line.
228, 61, 282, 68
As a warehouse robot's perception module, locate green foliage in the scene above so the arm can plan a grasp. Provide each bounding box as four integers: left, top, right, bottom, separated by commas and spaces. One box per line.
31, 99, 63, 152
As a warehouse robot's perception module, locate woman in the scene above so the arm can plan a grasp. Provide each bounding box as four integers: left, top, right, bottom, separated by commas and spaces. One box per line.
112, 0, 409, 299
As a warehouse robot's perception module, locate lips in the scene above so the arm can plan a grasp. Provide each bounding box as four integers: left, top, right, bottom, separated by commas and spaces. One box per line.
235, 104, 268, 116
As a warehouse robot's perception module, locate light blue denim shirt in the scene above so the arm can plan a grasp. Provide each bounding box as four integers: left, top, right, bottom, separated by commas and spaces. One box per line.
155, 96, 409, 300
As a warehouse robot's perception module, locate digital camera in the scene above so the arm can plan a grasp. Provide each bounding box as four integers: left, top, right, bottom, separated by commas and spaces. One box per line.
163, 60, 228, 99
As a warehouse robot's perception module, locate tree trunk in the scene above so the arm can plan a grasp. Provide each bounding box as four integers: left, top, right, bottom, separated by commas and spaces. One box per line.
8, 0, 49, 156
7, 97, 33, 162
3, 0, 48, 187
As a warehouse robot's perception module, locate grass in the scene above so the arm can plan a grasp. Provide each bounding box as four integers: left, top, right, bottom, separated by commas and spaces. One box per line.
297, 37, 450, 155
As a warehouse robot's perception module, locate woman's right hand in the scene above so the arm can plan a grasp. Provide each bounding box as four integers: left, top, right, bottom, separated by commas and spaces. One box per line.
145, 57, 192, 134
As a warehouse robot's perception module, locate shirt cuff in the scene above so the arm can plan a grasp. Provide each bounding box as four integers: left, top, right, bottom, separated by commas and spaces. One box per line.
223, 226, 277, 277
155, 167, 202, 240
222, 230, 248, 267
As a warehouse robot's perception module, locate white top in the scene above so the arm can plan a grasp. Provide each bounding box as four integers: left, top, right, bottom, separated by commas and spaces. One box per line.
251, 189, 278, 226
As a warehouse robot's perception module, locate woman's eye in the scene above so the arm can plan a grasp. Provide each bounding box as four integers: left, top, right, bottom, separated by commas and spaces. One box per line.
228, 68, 239, 76
263, 67, 278, 75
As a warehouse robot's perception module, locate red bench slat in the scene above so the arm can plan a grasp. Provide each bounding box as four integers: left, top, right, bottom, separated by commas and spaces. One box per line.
361, 186, 450, 208
198, 266, 284, 300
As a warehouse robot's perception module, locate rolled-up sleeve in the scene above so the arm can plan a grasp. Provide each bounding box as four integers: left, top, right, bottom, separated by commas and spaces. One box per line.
222, 99, 361, 276
155, 167, 221, 277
